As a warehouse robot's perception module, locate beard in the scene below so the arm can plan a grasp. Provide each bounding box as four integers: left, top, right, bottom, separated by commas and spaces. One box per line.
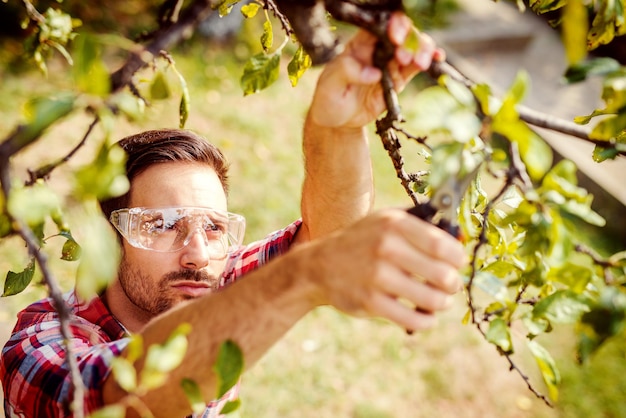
117, 257, 221, 317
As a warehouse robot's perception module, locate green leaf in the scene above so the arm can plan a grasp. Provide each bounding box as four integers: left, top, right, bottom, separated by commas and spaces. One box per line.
287, 45, 311, 87
527, 340, 560, 401
485, 318, 513, 354
590, 113, 626, 140
563, 57, 621, 83
214, 340, 244, 399
61, 238, 82, 261
0, 212, 11, 238
75, 206, 121, 299
600, 72, 626, 112
218, 0, 236, 17
471, 83, 492, 115
523, 314, 550, 337
546, 263, 592, 293
240, 3, 260, 18
578, 287, 626, 361
220, 399, 241, 414
87, 404, 126, 418
408, 84, 480, 143
72, 34, 111, 96
505, 70, 529, 104
150, 71, 171, 100
140, 324, 191, 391
240, 53, 281, 96
472, 271, 511, 302
2, 259, 36, 297
179, 85, 190, 129
573, 108, 611, 125
261, 19, 273, 51
403, 27, 420, 54
532, 289, 591, 324
109, 91, 146, 122
562, 0, 589, 64
181, 378, 206, 415
74, 142, 129, 200
167, 60, 191, 129
17, 93, 75, 150
126, 335, 144, 364
7, 182, 61, 227
111, 357, 137, 392
592, 145, 620, 162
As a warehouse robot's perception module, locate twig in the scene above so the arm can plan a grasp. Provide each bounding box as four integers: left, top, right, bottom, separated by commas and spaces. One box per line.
264, 0, 294, 37
25, 117, 99, 185
575, 243, 618, 285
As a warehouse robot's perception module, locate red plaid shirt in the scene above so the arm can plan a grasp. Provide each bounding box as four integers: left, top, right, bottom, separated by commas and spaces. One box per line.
1, 220, 300, 418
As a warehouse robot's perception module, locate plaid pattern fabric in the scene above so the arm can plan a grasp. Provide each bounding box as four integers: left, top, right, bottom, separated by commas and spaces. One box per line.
1, 220, 301, 418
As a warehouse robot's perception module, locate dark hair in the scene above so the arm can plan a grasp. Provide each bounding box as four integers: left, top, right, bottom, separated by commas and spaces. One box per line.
99, 129, 230, 220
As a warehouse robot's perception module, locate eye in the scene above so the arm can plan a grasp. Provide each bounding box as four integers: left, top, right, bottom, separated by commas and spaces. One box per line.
201, 217, 227, 235
143, 217, 179, 234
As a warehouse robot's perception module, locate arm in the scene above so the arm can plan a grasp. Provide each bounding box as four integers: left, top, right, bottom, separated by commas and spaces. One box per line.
103, 209, 466, 417
298, 13, 444, 242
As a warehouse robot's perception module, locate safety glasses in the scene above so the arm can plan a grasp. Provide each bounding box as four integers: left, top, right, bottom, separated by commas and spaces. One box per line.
110, 206, 246, 257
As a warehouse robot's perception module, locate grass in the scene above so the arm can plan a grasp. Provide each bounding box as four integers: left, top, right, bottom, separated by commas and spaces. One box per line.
1, 28, 626, 418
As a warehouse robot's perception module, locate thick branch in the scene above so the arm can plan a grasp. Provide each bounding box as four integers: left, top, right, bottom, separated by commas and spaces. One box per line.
110, 0, 219, 92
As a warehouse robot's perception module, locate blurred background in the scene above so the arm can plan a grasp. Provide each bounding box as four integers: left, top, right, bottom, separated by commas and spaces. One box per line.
1, 0, 625, 416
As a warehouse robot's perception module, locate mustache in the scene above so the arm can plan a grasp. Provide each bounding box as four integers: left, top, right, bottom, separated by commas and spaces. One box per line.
163, 270, 220, 287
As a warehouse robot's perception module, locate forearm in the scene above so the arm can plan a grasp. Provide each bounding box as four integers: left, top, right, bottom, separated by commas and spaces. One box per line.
102, 249, 318, 417
299, 112, 374, 242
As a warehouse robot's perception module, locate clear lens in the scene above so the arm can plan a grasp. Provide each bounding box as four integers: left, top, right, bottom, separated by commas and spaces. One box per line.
110, 207, 246, 256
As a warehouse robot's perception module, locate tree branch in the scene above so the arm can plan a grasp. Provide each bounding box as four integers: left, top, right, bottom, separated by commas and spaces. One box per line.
0, 156, 86, 418
429, 60, 626, 157
110, 0, 219, 92
25, 117, 99, 186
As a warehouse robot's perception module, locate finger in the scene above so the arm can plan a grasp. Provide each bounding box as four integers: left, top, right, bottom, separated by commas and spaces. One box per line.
328, 52, 383, 86
413, 32, 438, 69
379, 232, 463, 294
387, 12, 412, 46
381, 270, 454, 312
369, 292, 438, 332
401, 215, 468, 269
344, 28, 380, 66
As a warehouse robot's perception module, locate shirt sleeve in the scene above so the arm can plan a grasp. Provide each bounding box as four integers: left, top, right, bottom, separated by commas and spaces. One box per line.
221, 219, 302, 287
1, 314, 129, 417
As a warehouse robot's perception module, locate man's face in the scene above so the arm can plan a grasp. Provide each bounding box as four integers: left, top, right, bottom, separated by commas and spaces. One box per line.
113, 161, 229, 322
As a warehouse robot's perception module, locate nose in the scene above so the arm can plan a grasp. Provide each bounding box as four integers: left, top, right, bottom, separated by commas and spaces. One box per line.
179, 228, 211, 269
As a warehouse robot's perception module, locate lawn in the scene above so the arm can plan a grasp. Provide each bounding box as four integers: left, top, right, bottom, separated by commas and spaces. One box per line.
1, 29, 625, 417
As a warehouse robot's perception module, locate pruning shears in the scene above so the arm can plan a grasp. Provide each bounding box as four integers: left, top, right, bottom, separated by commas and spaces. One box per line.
406, 165, 480, 241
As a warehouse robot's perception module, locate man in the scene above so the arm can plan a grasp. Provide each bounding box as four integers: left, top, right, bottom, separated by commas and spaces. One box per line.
1, 13, 466, 418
